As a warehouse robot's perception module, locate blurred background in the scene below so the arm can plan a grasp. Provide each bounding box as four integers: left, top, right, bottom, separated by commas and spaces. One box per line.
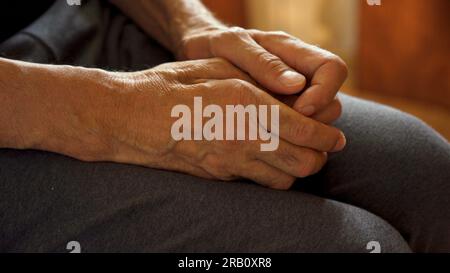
203, 0, 450, 140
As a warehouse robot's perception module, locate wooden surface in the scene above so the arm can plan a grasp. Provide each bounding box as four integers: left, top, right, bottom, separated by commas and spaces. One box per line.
359, 0, 450, 109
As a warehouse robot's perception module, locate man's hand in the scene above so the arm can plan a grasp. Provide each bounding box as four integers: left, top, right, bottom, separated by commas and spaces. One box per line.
181, 27, 348, 118
0, 57, 345, 190
110, 0, 347, 119
103, 58, 346, 189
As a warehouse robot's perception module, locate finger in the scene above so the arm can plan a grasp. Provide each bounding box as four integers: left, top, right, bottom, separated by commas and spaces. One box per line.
236, 160, 295, 190
251, 85, 347, 152
255, 139, 328, 178
273, 94, 298, 108
211, 28, 307, 95
195, 79, 346, 152
252, 31, 348, 116
275, 95, 342, 124
292, 62, 347, 116
310, 98, 342, 124
277, 112, 346, 153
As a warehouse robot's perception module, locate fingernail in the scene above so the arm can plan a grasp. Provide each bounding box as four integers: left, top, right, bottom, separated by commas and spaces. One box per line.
332, 132, 347, 152
279, 70, 305, 87
299, 105, 316, 116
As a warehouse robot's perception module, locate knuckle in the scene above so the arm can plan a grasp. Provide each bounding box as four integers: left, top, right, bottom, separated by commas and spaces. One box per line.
261, 171, 281, 185
173, 68, 193, 83
327, 55, 349, 78
290, 122, 316, 142
278, 146, 300, 168
211, 57, 232, 67
316, 93, 333, 107
255, 51, 286, 73
261, 173, 278, 186
229, 78, 252, 90
210, 29, 245, 53
272, 176, 296, 190
216, 27, 250, 43
201, 154, 235, 181
201, 153, 223, 169
297, 152, 320, 177
211, 57, 233, 71
228, 79, 259, 104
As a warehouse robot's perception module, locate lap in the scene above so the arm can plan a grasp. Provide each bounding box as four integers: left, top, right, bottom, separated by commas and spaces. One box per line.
2, 94, 446, 253
0, 149, 410, 253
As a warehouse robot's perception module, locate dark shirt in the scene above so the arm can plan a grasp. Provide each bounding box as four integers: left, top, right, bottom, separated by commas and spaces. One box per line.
1, 0, 55, 42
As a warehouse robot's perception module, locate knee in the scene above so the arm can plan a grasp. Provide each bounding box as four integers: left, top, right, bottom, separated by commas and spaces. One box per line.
390, 113, 449, 166
340, 99, 450, 185
378, 112, 450, 200
257, 198, 412, 253
320, 205, 412, 253
393, 115, 450, 251
337, 99, 450, 251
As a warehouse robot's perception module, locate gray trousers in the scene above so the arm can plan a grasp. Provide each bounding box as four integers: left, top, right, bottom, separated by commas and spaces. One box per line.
1, 0, 449, 253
